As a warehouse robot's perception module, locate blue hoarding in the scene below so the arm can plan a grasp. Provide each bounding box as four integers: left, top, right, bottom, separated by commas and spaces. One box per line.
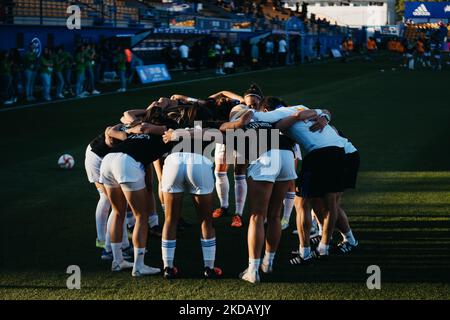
136, 64, 171, 84
405, 2, 450, 20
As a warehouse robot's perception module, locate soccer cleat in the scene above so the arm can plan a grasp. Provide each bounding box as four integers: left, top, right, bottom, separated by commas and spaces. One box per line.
132, 265, 161, 277
92, 90, 101, 95
239, 268, 260, 284
260, 263, 273, 274
213, 207, 229, 219
289, 254, 315, 266
163, 266, 179, 280
122, 246, 134, 260
281, 218, 289, 230
204, 267, 223, 279
111, 260, 134, 272
231, 214, 243, 228
96, 239, 105, 249
101, 249, 113, 260
149, 225, 162, 237
336, 240, 358, 254
310, 235, 322, 247
314, 248, 329, 260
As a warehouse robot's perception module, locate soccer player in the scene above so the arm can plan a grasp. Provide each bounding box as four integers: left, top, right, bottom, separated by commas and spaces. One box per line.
306, 131, 360, 254
99, 104, 176, 276
219, 107, 318, 283
280, 143, 301, 231
160, 106, 225, 280
212, 84, 264, 228
85, 124, 130, 252
251, 97, 345, 264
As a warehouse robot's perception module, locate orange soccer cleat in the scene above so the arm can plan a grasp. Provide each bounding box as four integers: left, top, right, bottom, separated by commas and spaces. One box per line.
212, 207, 229, 218
231, 214, 243, 228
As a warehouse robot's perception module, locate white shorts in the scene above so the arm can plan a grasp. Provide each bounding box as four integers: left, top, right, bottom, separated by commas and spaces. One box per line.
99, 152, 146, 192
85, 145, 103, 183
162, 152, 214, 195
214, 143, 226, 164
247, 149, 297, 183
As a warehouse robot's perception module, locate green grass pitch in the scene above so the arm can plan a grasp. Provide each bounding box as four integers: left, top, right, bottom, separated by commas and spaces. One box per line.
1, 57, 449, 300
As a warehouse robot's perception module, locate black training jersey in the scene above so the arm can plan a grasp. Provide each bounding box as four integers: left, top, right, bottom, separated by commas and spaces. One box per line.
111, 120, 179, 166
111, 133, 173, 166
89, 125, 127, 158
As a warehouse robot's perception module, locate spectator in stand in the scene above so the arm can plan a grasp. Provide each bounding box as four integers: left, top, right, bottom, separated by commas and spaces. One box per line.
23, 43, 38, 102
278, 36, 288, 65
53, 46, 65, 99
115, 46, 127, 92
39, 47, 53, 101
314, 38, 322, 60
9, 48, 23, 104
179, 41, 189, 73
61, 46, 74, 96
233, 41, 241, 67
0, 50, 14, 105
265, 36, 274, 67
251, 40, 260, 69
191, 41, 202, 73
366, 37, 377, 61
75, 45, 87, 98
214, 40, 225, 75
85, 44, 100, 95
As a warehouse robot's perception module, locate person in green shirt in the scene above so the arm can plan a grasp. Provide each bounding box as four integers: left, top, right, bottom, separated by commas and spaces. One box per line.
115, 46, 127, 92
85, 44, 100, 95
23, 43, 38, 101
0, 50, 14, 105
39, 47, 53, 101
60, 47, 73, 96
75, 45, 87, 97
53, 46, 65, 99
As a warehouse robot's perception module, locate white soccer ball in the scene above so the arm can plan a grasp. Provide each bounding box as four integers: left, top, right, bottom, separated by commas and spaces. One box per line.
380, 69, 385, 72
58, 154, 75, 169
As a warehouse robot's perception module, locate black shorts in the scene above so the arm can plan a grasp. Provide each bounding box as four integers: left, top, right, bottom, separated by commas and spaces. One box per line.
344, 151, 360, 189
296, 146, 345, 198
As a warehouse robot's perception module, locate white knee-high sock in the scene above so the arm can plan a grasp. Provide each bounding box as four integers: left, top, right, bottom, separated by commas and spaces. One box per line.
234, 175, 247, 216
148, 213, 159, 228
161, 239, 176, 268
106, 213, 129, 252
122, 218, 130, 249
200, 238, 216, 268
215, 171, 229, 208
105, 213, 113, 252
95, 188, 111, 242
282, 192, 296, 221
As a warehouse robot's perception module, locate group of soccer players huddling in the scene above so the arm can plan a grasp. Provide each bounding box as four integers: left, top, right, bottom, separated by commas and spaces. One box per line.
84, 83, 360, 283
